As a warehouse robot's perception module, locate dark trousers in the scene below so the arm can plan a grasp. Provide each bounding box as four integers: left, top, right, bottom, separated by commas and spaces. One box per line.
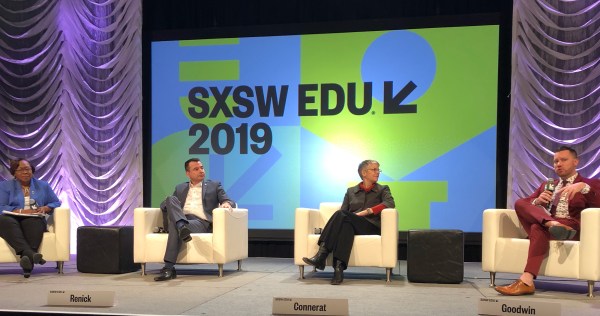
317, 210, 380, 268
162, 196, 212, 264
514, 198, 580, 277
0, 215, 46, 256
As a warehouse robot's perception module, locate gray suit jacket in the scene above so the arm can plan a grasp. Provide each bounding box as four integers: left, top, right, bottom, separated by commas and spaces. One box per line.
160, 179, 235, 224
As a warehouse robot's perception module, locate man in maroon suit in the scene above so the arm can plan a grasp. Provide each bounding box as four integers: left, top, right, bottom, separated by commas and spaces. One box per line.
495, 146, 600, 296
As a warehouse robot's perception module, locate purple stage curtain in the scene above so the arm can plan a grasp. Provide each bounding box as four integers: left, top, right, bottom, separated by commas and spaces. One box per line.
0, 0, 142, 229
508, 0, 600, 206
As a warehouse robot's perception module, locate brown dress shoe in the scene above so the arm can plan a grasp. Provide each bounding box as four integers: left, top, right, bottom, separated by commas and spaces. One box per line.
494, 279, 535, 296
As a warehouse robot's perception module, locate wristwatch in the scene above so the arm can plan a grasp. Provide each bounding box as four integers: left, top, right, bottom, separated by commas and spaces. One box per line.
581, 184, 590, 194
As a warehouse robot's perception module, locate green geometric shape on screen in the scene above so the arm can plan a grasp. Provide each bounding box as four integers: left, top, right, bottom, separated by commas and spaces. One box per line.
299, 27, 498, 181
179, 60, 239, 81
382, 181, 447, 230
151, 130, 200, 207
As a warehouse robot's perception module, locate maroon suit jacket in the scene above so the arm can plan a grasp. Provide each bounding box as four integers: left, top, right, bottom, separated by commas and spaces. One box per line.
523, 175, 600, 220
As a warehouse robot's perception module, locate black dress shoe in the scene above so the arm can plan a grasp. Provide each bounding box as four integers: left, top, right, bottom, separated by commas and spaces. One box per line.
178, 225, 192, 242
154, 267, 177, 281
20, 256, 33, 278
33, 253, 46, 265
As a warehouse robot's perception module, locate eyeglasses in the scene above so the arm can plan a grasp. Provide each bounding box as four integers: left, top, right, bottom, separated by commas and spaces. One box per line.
15, 168, 32, 173
367, 168, 382, 173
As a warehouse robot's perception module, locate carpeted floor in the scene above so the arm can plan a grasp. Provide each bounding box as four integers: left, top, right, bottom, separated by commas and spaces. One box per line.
1, 257, 599, 315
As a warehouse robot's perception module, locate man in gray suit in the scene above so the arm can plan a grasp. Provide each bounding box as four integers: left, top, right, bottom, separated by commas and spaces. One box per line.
154, 158, 235, 281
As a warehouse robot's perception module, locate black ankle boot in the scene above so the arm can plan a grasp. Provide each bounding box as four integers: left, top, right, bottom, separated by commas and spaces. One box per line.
331, 260, 345, 285
33, 253, 46, 265
302, 245, 329, 270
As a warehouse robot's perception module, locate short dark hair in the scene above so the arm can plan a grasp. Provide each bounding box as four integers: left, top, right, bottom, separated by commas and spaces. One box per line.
357, 159, 378, 179
8, 158, 35, 176
556, 146, 578, 158
184, 158, 201, 171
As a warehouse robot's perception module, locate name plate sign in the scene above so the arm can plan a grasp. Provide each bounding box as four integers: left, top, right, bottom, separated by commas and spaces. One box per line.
273, 297, 348, 315
478, 298, 561, 316
48, 290, 115, 307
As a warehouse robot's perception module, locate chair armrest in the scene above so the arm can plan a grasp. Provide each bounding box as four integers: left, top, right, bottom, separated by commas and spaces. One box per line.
380, 208, 398, 267
134, 207, 161, 262
482, 208, 525, 271
294, 208, 319, 265
51, 207, 70, 261
580, 208, 600, 279
212, 208, 248, 262
483, 209, 525, 239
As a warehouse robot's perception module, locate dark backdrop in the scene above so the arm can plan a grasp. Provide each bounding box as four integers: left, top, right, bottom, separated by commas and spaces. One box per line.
141, 0, 514, 261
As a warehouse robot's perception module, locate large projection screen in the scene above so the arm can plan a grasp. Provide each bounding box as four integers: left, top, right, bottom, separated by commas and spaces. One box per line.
150, 21, 499, 233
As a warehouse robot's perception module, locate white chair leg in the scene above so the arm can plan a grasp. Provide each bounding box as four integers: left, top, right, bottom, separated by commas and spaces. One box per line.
386, 268, 392, 283
141, 263, 146, 276
299, 265, 305, 279
588, 281, 595, 298
218, 264, 223, 277
489, 272, 496, 287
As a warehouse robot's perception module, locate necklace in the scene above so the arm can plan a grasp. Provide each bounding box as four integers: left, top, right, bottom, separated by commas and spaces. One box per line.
21, 186, 30, 196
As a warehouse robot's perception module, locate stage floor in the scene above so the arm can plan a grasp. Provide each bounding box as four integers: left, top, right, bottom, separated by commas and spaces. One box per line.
1, 257, 599, 315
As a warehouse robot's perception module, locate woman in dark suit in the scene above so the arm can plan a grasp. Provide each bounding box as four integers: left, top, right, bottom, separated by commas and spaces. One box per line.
0, 158, 61, 278
302, 159, 395, 285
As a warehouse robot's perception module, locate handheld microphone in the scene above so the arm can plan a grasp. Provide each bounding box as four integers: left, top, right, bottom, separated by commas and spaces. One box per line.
29, 198, 38, 210
545, 178, 555, 212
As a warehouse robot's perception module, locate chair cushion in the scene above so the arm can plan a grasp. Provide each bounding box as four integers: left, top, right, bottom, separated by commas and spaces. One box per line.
494, 238, 580, 279
307, 234, 386, 267
143, 233, 214, 263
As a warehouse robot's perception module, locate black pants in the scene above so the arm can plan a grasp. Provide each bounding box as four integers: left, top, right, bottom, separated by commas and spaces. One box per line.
317, 210, 380, 268
0, 215, 46, 256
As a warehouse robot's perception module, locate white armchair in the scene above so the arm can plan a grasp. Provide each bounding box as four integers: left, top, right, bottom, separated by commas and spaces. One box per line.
482, 208, 600, 297
134, 207, 248, 277
0, 207, 70, 274
294, 202, 398, 282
